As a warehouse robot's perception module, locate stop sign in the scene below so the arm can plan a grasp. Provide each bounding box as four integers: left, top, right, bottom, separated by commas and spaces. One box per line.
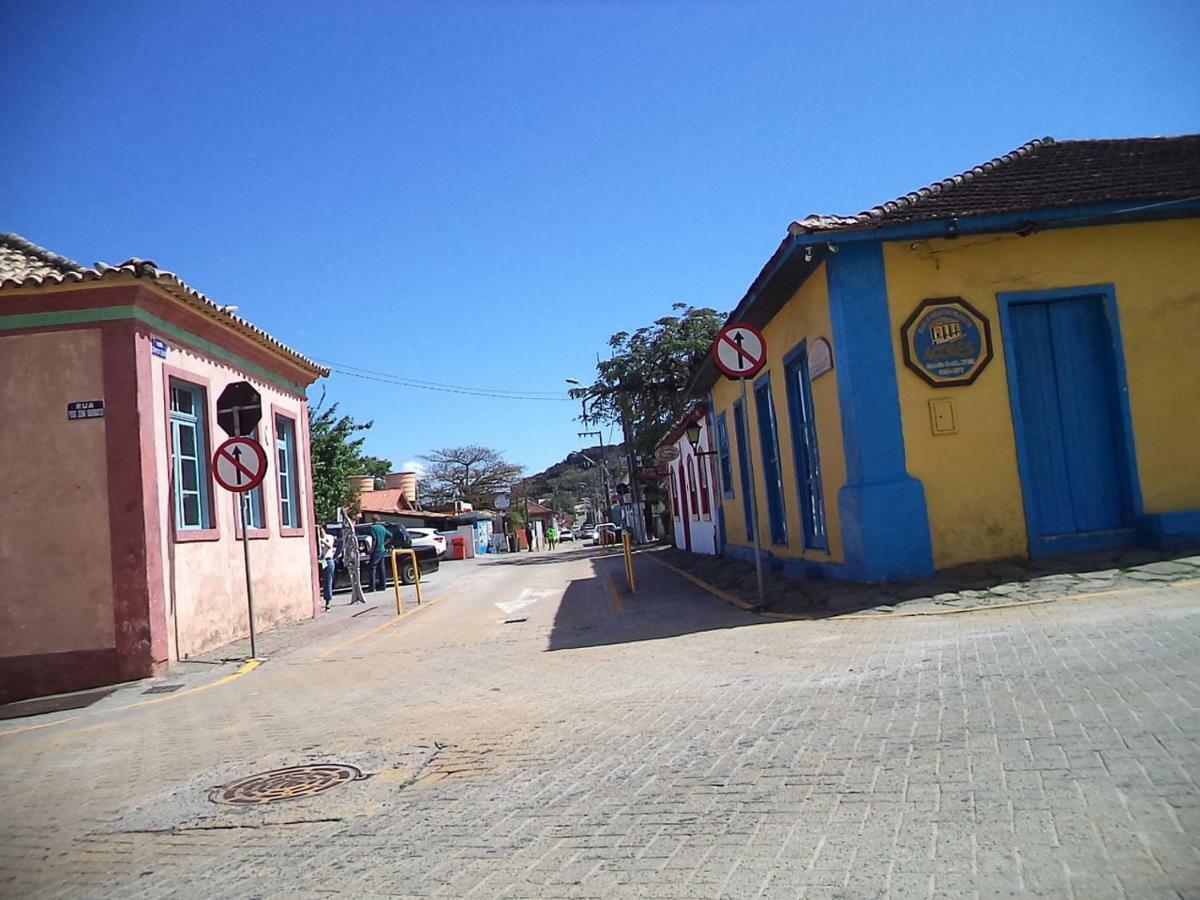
216, 381, 262, 437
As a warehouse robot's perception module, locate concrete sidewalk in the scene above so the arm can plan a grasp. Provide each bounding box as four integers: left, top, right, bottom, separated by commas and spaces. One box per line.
659, 543, 1200, 618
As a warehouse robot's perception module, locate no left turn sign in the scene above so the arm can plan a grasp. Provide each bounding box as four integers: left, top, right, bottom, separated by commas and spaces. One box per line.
713, 323, 767, 379
213, 437, 268, 493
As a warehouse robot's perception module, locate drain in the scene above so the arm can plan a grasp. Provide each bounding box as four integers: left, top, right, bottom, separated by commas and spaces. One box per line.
209, 764, 364, 805
143, 684, 183, 694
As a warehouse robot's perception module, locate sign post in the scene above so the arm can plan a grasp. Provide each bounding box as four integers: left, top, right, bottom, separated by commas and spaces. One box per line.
712, 323, 768, 609
213, 435, 269, 659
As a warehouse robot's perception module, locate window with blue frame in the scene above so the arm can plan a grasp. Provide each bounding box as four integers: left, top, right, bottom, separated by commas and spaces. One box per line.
276, 414, 300, 529
754, 376, 788, 545
241, 429, 266, 531
785, 343, 828, 550
733, 399, 754, 542
716, 412, 734, 499
169, 380, 212, 530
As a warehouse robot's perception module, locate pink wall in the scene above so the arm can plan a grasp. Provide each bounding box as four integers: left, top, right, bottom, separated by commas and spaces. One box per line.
145, 335, 318, 659
0, 329, 116, 657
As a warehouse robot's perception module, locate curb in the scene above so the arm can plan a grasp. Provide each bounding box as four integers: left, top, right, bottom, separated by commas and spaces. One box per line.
646, 555, 1200, 622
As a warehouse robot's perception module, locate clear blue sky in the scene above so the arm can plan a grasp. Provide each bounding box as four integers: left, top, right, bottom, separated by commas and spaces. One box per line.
4, 1, 1197, 476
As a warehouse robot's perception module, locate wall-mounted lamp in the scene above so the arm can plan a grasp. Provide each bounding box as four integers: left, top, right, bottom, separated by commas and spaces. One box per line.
685, 421, 719, 457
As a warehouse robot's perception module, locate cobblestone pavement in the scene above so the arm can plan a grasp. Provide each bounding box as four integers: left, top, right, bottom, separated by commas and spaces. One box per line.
1, 546, 1198, 898
661, 545, 1200, 619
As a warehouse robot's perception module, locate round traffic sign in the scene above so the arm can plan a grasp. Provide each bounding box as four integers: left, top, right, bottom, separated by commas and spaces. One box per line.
213, 437, 268, 493
713, 323, 767, 379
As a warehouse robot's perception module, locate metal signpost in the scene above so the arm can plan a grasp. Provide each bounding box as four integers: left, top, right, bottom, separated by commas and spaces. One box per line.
712, 322, 768, 608
213, 434, 269, 659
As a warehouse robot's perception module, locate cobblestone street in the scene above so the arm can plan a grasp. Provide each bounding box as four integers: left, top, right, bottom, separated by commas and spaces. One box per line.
2, 547, 1199, 898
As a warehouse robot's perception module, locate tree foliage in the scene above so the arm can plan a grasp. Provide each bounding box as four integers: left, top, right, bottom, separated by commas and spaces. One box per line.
308, 402, 377, 524
571, 303, 724, 460
419, 445, 524, 509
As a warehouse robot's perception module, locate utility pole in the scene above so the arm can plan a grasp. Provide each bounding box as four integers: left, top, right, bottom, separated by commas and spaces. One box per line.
618, 396, 648, 544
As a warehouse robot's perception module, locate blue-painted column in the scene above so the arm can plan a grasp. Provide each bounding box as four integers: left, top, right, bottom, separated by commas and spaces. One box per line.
826, 241, 934, 581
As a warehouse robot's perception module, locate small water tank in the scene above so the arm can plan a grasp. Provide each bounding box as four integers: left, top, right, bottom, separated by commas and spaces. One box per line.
384, 471, 418, 503
348, 474, 375, 494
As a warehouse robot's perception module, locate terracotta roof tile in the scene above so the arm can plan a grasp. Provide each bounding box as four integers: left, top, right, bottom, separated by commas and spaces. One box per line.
790, 134, 1200, 234
0, 232, 328, 378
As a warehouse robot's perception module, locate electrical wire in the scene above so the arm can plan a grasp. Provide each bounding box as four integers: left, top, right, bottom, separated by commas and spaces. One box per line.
316, 358, 571, 396
322, 362, 575, 402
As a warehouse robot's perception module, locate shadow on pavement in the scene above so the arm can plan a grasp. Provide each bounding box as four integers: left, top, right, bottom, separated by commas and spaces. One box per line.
661, 541, 1200, 619
545, 551, 767, 651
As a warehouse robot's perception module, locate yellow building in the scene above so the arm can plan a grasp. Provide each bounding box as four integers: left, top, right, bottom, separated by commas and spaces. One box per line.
692, 135, 1200, 581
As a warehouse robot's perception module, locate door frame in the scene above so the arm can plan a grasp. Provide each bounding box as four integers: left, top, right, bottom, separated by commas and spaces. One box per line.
996, 283, 1144, 557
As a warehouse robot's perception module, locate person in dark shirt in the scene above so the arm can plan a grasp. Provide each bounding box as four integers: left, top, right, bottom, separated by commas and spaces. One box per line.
368, 515, 390, 591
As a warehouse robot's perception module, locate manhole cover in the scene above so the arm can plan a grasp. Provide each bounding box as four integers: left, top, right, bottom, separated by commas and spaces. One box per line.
209, 764, 364, 805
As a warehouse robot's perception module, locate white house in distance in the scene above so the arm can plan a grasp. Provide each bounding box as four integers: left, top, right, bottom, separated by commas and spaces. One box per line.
659, 404, 722, 555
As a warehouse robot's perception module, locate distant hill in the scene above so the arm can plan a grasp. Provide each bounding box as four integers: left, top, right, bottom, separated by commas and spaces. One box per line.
511, 444, 626, 518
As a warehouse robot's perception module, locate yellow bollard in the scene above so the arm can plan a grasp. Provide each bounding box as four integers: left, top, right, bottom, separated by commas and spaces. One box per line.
390, 548, 423, 614
622, 532, 636, 592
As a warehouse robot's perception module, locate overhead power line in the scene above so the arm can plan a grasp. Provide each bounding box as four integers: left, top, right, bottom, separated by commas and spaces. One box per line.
317, 358, 575, 402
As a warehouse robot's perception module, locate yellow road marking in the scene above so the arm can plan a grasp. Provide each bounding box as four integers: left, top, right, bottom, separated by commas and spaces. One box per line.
317, 590, 450, 659
0, 659, 261, 741
645, 555, 756, 611
603, 569, 624, 614
648, 555, 1199, 621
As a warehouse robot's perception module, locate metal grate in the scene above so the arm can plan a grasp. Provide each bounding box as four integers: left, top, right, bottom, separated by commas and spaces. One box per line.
142, 684, 184, 694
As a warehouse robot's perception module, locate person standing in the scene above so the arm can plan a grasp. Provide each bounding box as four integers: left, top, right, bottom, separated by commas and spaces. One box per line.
318, 525, 336, 610
524, 522, 534, 552
546, 525, 557, 550
368, 515, 390, 592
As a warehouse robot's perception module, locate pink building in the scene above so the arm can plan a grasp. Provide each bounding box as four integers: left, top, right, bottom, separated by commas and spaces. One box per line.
0, 234, 328, 702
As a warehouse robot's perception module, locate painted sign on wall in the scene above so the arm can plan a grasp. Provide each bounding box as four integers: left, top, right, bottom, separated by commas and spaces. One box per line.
901, 297, 993, 387
808, 337, 833, 380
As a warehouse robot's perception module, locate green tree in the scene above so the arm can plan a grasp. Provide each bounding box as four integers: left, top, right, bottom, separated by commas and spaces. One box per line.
572, 303, 724, 459
308, 402, 375, 524
419, 445, 524, 509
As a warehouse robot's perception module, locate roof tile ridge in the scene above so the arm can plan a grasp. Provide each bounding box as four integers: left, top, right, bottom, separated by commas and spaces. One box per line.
862, 136, 1054, 221
0, 231, 85, 273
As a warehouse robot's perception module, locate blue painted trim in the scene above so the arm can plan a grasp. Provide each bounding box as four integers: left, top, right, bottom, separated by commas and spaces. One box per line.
996, 283, 1144, 559
724, 541, 848, 581
789, 198, 1200, 249
826, 242, 934, 581
753, 371, 788, 546
783, 338, 830, 552
1138, 509, 1200, 548
732, 397, 755, 543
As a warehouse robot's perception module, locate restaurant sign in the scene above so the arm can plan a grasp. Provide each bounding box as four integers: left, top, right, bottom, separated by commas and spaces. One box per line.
901, 297, 993, 388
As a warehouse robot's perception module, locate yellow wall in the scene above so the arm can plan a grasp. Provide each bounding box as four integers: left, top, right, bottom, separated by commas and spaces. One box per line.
883, 217, 1200, 568
710, 262, 848, 564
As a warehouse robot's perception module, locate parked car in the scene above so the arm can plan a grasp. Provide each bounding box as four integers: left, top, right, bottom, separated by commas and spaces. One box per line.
407, 527, 448, 558
592, 523, 619, 546
325, 522, 440, 587
579, 524, 596, 541
559, 528, 576, 542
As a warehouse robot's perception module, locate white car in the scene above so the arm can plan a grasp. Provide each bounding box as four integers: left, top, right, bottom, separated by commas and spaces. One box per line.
407, 527, 447, 558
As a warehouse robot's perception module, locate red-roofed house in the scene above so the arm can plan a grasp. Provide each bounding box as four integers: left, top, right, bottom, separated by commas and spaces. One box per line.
0, 233, 328, 701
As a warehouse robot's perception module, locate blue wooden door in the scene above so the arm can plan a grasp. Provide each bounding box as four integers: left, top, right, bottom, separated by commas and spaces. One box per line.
1007, 295, 1132, 554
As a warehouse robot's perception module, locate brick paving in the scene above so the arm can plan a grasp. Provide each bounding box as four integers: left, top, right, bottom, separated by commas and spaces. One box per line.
1, 548, 1198, 898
